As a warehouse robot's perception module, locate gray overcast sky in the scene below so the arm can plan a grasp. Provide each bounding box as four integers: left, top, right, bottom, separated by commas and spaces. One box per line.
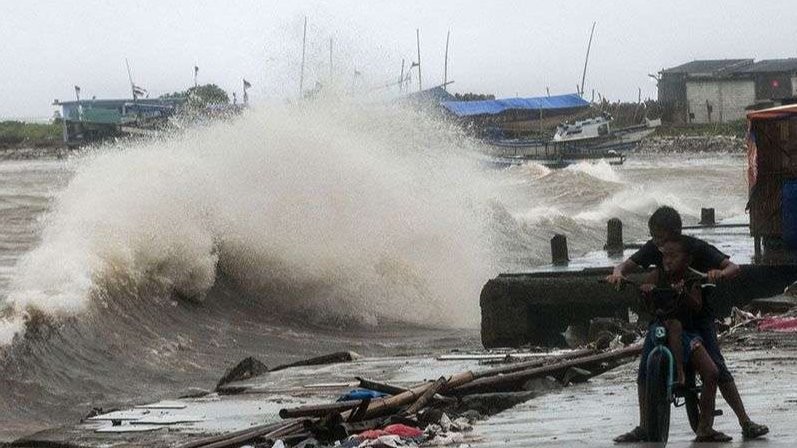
1, 0, 795, 119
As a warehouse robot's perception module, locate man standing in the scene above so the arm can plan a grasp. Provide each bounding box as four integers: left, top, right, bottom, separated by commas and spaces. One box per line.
609, 206, 768, 442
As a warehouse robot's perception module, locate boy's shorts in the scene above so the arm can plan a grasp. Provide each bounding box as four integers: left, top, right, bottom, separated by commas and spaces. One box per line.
637, 324, 706, 384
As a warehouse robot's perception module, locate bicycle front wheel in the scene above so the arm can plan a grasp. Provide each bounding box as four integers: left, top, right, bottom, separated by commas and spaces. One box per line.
644, 349, 672, 443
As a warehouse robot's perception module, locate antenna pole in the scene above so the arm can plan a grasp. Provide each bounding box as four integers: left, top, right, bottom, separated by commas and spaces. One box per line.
300, 16, 307, 97
399, 59, 405, 93
125, 58, 136, 100
443, 29, 450, 90
416, 28, 422, 92
579, 21, 596, 97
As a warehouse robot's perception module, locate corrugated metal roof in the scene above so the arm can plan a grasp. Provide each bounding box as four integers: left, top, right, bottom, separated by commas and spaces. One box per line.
661, 59, 754, 75
441, 93, 589, 117
739, 59, 797, 73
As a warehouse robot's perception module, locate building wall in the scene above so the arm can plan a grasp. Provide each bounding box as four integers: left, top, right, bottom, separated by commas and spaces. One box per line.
686, 79, 755, 123
792, 76, 797, 96
658, 74, 688, 124
753, 73, 794, 100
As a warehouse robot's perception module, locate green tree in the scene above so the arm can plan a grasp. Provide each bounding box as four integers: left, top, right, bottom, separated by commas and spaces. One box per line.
161, 84, 230, 106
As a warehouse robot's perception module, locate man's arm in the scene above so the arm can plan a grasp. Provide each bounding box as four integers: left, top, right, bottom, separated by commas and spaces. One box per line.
607, 258, 640, 284
707, 258, 740, 283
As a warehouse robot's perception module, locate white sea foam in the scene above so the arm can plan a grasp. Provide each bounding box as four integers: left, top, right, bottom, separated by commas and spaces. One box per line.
564, 160, 622, 183
2, 101, 503, 341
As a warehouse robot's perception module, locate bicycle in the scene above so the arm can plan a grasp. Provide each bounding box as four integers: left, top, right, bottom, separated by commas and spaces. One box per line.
605, 278, 722, 443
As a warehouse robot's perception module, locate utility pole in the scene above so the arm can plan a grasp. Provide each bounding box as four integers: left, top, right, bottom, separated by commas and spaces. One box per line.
399, 59, 405, 93
299, 16, 307, 98
443, 29, 450, 90
125, 58, 136, 100
416, 28, 422, 92
579, 21, 596, 97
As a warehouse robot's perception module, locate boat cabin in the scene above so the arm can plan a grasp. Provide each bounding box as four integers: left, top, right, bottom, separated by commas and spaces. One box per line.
553, 115, 611, 142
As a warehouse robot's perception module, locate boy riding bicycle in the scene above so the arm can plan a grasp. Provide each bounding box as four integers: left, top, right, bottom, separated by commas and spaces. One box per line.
640, 237, 726, 441
609, 206, 768, 442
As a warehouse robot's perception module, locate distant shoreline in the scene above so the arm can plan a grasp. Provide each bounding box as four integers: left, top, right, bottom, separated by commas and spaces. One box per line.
0, 121, 65, 158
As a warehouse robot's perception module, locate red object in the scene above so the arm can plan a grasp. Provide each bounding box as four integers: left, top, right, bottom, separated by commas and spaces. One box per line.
358, 429, 388, 440
383, 423, 423, 438
758, 317, 797, 332
772, 79, 780, 88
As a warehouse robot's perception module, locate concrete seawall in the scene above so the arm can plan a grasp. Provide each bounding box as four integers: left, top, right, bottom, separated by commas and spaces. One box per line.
480, 264, 797, 348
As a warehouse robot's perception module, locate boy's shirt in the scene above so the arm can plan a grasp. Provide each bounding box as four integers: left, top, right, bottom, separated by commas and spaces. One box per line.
630, 235, 729, 273
651, 267, 706, 330
632, 236, 726, 322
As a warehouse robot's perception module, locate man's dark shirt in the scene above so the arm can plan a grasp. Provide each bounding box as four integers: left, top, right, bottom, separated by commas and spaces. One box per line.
630, 235, 729, 323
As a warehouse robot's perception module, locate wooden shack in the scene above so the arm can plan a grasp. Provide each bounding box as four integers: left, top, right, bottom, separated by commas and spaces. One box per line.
747, 104, 797, 258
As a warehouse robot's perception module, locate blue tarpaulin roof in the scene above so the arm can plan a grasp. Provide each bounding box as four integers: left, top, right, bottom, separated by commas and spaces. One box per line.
441, 93, 589, 117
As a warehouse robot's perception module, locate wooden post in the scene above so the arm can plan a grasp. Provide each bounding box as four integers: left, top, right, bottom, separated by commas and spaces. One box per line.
551, 234, 569, 265
604, 218, 623, 254
700, 208, 716, 226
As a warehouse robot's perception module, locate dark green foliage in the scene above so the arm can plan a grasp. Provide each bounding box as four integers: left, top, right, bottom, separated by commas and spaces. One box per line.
453, 93, 496, 101
161, 84, 230, 107
0, 121, 62, 146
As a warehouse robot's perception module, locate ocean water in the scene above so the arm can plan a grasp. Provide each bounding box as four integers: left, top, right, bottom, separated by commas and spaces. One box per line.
0, 101, 747, 439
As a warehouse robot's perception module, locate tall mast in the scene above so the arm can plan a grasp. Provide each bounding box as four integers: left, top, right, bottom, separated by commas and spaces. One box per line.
579, 21, 596, 97
125, 58, 136, 100
443, 29, 450, 90
329, 36, 333, 80
416, 28, 422, 92
299, 16, 307, 97
399, 59, 405, 93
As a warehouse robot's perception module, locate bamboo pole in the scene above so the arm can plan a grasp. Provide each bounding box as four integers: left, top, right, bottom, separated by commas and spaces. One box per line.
472, 348, 595, 379
451, 344, 641, 395
201, 421, 304, 448
279, 400, 363, 419
404, 376, 447, 415
341, 371, 474, 421
178, 420, 302, 448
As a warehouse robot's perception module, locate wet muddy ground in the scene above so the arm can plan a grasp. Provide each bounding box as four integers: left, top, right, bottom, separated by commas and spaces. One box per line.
11, 335, 797, 447
475, 344, 797, 447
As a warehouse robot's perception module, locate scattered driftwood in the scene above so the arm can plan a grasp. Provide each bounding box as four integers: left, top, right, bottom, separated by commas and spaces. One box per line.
270, 351, 361, 372
279, 400, 363, 419
356, 377, 406, 395
215, 356, 268, 390
177, 420, 300, 448
471, 348, 595, 379
356, 377, 457, 405
450, 344, 642, 395
403, 376, 448, 415
457, 391, 540, 415
261, 345, 640, 448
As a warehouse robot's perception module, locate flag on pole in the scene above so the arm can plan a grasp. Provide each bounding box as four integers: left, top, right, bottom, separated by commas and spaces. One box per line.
243, 79, 252, 89
74, 85, 81, 95
132, 84, 147, 97
194, 65, 199, 75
